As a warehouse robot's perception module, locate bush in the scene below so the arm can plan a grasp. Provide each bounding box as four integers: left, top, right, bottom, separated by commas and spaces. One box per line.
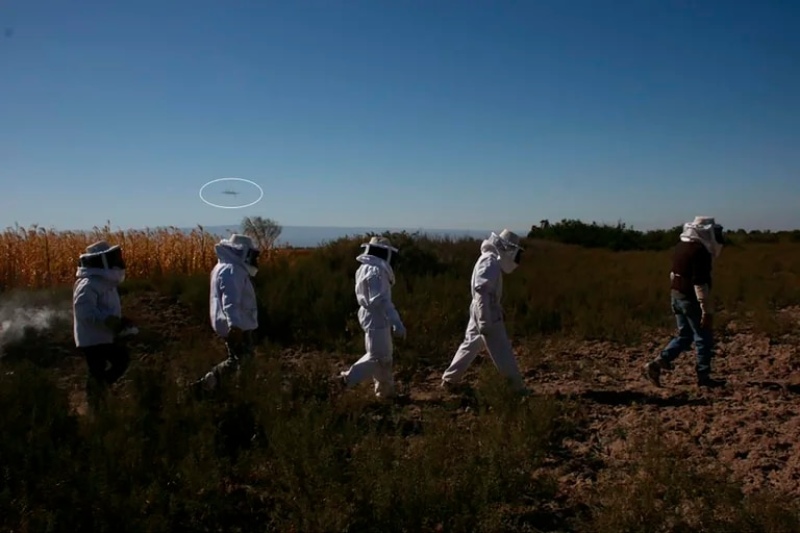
166, 233, 800, 350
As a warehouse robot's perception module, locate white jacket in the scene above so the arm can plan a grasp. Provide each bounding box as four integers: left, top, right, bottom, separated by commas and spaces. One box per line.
355, 254, 403, 331
73, 267, 123, 347
470, 239, 504, 331
210, 243, 258, 337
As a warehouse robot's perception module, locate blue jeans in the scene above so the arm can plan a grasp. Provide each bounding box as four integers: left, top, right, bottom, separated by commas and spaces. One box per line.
659, 290, 714, 377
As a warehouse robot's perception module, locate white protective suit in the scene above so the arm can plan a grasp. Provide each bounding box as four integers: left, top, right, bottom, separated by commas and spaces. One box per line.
209, 234, 259, 338
341, 236, 406, 399
441, 229, 526, 391
73, 242, 126, 348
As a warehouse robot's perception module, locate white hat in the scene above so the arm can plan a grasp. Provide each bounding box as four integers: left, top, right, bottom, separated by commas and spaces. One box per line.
368, 236, 393, 248
78, 240, 125, 270
221, 233, 257, 250
362, 235, 398, 252
81, 240, 121, 257
691, 216, 717, 226
498, 229, 521, 247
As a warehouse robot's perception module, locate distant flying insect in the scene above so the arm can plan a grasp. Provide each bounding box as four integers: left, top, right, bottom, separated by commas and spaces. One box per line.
221, 189, 240, 196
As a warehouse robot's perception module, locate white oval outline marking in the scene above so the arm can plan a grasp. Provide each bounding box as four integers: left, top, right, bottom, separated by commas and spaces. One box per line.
199, 177, 264, 209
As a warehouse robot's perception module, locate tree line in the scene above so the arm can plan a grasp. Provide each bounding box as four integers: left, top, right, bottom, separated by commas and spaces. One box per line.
527, 219, 800, 251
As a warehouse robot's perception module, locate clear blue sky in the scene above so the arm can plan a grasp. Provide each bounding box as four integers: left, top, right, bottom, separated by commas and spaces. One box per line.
1, 0, 798, 232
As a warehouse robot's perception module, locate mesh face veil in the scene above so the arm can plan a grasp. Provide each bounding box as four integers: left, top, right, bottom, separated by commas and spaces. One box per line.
499, 248, 520, 274
78, 246, 126, 270
362, 243, 399, 268
713, 225, 725, 248
245, 248, 260, 270
681, 217, 725, 259
221, 234, 260, 276
489, 230, 523, 274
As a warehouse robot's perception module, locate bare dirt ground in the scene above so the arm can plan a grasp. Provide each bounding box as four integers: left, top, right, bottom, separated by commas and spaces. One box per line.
46, 292, 800, 515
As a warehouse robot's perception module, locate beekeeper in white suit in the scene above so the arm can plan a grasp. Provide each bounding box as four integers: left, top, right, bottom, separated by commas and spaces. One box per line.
194, 233, 260, 393
441, 229, 528, 393
339, 236, 406, 399
73, 241, 137, 410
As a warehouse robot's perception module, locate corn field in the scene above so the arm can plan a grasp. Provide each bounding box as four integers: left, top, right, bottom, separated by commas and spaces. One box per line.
0, 223, 299, 290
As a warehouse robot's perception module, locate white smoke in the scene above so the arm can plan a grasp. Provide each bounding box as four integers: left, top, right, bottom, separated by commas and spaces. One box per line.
0, 300, 71, 358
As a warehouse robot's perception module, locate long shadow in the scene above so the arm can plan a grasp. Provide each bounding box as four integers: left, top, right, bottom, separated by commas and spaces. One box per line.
580, 389, 710, 407
393, 393, 448, 408
746, 381, 800, 395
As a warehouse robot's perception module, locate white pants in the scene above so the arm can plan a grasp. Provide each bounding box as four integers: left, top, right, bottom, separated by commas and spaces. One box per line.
342, 327, 395, 398
442, 313, 524, 390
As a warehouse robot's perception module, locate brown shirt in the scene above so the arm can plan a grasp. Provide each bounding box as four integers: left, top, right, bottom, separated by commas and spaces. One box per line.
670, 240, 712, 300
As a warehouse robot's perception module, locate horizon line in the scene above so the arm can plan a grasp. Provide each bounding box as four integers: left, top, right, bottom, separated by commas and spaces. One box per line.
5, 220, 800, 234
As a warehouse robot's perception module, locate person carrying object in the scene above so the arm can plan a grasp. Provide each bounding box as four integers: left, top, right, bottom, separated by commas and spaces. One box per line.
440, 229, 529, 394
645, 216, 727, 389
73, 241, 136, 411
339, 236, 406, 399
194, 233, 260, 394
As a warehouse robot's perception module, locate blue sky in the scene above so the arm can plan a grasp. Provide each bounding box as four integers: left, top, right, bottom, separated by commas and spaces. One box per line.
1, 0, 798, 232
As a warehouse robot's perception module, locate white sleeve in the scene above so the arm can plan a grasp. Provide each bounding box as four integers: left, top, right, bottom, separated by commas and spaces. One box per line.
364, 274, 402, 326
473, 258, 501, 327
694, 283, 713, 314
73, 282, 105, 324
218, 268, 245, 328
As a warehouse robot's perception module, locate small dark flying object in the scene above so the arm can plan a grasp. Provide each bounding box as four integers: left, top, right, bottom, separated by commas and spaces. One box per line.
4, 28, 13, 38
221, 189, 239, 196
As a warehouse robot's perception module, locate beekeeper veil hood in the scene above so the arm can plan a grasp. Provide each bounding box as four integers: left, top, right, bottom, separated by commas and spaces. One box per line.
488, 229, 524, 274
216, 233, 260, 277
77, 240, 127, 283
680, 216, 725, 258
358, 236, 399, 283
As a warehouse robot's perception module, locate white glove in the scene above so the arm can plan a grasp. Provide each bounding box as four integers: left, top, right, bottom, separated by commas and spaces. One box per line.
694, 284, 713, 315
392, 322, 406, 339
118, 326, 139, 338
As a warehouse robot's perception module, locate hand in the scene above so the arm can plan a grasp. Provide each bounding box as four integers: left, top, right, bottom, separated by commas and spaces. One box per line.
392, 323, 406, 340
700, 313, 713, 330
228, 326, 244, 344
104, 315, 122, 333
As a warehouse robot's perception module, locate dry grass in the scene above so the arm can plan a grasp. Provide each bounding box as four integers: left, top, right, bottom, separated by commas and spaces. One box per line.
2, 223, 217, 289
2, 227, 800, 531
0, 223, 311, 290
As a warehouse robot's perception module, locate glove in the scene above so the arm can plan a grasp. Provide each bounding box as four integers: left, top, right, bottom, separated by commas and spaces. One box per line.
700, 313, 713, 330
392, 322, 406, 340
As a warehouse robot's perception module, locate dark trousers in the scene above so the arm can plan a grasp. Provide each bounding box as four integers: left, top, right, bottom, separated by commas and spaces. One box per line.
209, 330, 256, 386
80, 343, 131, 406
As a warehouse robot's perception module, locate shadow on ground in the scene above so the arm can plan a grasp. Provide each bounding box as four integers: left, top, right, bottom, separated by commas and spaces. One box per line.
579, 389, 710, 407
746, 380, 800, 395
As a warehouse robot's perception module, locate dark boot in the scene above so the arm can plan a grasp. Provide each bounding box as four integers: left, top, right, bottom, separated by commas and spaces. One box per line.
698, 374, 726, 389
644, 358, 672, 387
